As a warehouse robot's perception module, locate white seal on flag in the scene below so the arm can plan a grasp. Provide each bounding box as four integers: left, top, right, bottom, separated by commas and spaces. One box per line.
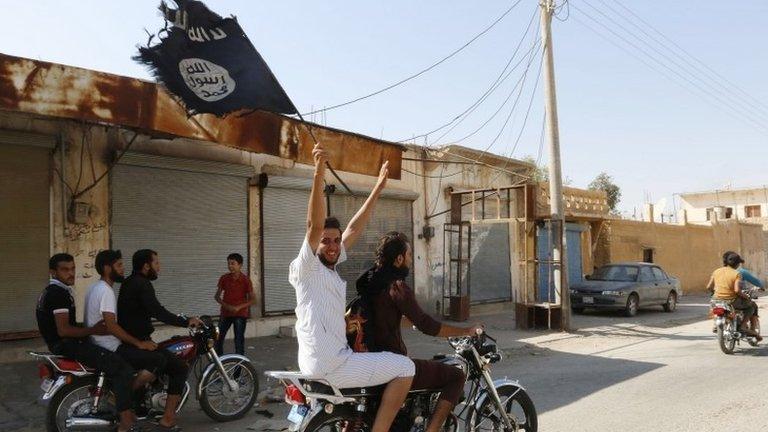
178, 58, 236, 102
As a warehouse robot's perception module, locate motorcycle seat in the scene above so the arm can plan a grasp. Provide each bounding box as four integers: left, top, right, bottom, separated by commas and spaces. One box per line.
303, 380, 386, 397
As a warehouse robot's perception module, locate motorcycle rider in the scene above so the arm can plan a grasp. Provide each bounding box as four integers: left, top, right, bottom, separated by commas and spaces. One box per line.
289, 142, 414, 432
84, 250, 160, 417
707, 251, 761, 341
118, 249, 203, 431
355, 231, 483, 432
36, 253, 140, 432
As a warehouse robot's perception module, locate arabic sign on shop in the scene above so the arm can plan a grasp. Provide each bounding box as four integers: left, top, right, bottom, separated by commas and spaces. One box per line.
136, 0, 297, 117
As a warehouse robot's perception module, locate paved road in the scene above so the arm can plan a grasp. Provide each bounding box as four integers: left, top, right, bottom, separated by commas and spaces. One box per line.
2, 295, 766, 431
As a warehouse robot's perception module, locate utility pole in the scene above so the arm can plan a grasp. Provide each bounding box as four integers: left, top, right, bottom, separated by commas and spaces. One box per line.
539, 0, 570, 331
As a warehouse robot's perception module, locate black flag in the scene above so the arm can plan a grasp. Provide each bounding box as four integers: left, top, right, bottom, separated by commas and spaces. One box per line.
136, 0, 298, 116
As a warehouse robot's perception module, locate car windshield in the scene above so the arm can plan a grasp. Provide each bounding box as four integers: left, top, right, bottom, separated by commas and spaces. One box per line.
592, 265, 639, 282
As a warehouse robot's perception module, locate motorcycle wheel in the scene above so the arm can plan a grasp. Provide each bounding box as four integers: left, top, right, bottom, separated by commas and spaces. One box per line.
303, 406, 372, 432
199, 358, 259, 421
466, 385, 537, 432
717, 323, 736, 355
46, 377, 116, 432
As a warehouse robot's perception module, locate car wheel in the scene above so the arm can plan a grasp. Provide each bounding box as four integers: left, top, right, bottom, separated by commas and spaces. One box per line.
663, 291, 677, 312
572, 307, 585, 314
624, 293, 639, 317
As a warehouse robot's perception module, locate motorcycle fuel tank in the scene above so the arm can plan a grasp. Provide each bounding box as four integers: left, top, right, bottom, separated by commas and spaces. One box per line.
160, 336, 198, 361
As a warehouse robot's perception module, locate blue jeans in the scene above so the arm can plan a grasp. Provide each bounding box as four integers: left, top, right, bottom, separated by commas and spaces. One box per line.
215, 317, 247, 355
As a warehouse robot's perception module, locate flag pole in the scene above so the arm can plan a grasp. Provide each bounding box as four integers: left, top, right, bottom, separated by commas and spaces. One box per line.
244, 35, 355, 196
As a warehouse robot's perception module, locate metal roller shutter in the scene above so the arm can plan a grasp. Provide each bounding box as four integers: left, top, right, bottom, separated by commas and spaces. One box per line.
111, 155, 250, 317
461, 199, 513, 304
329, 195, 415, 304
261, 187, 309, 314
0, 143, 51, 333
260, 175, 416, 313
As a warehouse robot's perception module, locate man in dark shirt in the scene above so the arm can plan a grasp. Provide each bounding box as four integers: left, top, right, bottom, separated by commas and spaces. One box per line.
117, 249, 202, 431
36, 253, 139, 432
355, 232, 482, 432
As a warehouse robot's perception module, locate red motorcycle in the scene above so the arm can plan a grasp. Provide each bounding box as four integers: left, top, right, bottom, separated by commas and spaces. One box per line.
30, 316, 258, 431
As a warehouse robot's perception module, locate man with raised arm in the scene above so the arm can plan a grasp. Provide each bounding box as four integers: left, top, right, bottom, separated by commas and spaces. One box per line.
289, 143, 414, 432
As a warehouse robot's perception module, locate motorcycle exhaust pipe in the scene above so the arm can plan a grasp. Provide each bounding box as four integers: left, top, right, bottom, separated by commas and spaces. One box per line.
65, 417, 114, 431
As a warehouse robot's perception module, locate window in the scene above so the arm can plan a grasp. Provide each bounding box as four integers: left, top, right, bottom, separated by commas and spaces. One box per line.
639, 267, 655, 282
706, 208, 714, 221
725, 207, 734, 219
745, 205, 762, 218
593, 265, 639, 282
651, 267, 666, 281
642, 248, 654, 263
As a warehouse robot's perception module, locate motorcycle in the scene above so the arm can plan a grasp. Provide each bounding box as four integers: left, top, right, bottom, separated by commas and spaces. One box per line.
266, 330, 537, 432
30, 316, 259, 431
711, 286, 763, 354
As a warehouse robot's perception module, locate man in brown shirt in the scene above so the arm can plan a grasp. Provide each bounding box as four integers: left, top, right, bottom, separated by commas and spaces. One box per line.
355, 231, 482, 432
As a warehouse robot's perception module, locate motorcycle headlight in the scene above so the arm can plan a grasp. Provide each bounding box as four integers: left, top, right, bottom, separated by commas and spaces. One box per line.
601, 290, 624, 296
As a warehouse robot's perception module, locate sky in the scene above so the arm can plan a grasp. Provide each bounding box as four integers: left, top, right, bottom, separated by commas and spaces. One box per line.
2, 0, 767, 216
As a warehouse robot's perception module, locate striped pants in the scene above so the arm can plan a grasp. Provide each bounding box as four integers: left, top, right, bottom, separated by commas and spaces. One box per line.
322, 351, 415, 388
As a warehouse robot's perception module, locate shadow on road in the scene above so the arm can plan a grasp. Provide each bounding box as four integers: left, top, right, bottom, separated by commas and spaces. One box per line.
500, 342, 664, 415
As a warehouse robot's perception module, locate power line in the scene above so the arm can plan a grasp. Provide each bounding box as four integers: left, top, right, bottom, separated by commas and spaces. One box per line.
570, 2, 768, 134
536, 111, 547, 166
578, 0, 768, 129
397, 8, 540, 144
402, 166, 463, 179
435, 36, 542, 147
487, 53, 544, 186
472, 44, 544, 163
301, 0, 527, 117
611, 0, 768, 117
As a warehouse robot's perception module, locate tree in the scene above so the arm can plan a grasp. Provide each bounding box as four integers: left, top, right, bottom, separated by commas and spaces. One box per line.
521, 155, 548, 182
521, 155, 572, 185
588, 172, 621, 213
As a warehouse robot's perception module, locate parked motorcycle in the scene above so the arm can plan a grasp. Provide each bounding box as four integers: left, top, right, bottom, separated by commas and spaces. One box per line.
30, 316, 259, 431
266, 330, 537, 432
711, 286, 763, 354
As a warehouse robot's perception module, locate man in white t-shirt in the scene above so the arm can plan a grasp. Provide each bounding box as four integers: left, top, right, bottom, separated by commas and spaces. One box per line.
84, 250, 159, 414
288, 143, 414, 432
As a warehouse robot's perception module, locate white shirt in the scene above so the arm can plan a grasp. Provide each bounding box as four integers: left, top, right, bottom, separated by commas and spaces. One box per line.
289, 238, 352, 376
84, 280, 121, 352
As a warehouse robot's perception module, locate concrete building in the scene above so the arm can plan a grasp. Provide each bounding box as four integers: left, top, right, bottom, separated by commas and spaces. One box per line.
679, 186, 768, 225
0, 53, 535, 339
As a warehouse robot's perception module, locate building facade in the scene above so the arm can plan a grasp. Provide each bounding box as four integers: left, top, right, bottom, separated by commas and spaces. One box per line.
0, 54, 534, 339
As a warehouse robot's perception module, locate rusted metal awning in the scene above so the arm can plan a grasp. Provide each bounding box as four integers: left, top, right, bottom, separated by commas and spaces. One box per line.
0, 53, 402, 178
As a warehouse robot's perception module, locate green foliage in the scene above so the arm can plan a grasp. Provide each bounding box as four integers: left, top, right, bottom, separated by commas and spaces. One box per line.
588, 172, 622, 212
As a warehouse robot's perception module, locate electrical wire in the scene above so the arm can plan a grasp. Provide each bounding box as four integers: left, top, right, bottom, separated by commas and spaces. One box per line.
484, 47, 544, 161
580, 0, 768, 127
397, 8, 541, 144
554, 0, 570, 22
570, 1, 768, 133
72, 131, 139, 200
486, 53, 544, 186
535, 111, 547, 167
611, 0, 768, 117
301, 0, 527, 116
402, 166, 463, 179
436, 37, 542, 147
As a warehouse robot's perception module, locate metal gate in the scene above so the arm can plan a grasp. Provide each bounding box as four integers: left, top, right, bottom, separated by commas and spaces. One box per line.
111, 153, 251, 317
0, 137, 53, 334
536, 222, 585, 302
